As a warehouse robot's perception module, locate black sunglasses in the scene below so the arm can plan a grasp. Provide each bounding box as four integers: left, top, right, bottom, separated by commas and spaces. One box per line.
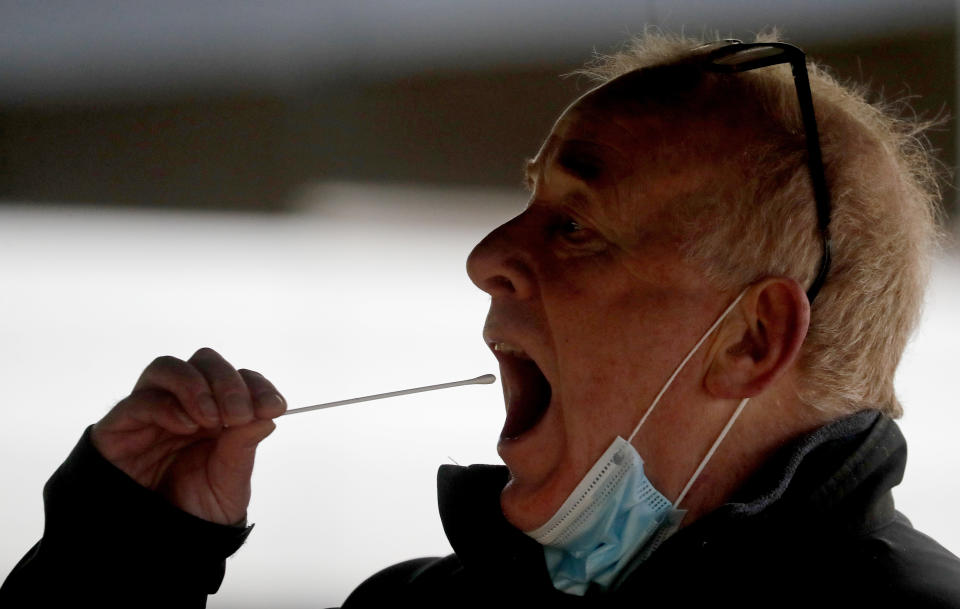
698, 40, 833, 304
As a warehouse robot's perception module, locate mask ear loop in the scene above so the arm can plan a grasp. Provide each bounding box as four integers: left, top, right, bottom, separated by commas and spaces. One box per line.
673, 396, 750, 507
625, 288, 750, 508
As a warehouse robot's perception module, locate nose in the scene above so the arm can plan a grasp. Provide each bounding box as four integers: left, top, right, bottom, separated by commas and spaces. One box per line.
466, 213, 536, 300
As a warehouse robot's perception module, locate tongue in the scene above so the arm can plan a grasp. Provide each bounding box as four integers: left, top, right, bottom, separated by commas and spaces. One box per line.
501, 358, 551, 439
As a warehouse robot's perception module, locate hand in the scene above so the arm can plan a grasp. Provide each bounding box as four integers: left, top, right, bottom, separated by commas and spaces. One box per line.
91, 348, 286, 525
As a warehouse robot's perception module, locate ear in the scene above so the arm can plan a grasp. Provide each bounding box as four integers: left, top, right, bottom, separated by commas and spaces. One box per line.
704, 278, 810, 399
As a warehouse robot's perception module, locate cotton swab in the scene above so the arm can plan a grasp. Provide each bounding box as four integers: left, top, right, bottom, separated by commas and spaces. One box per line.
280, 373, 496, 417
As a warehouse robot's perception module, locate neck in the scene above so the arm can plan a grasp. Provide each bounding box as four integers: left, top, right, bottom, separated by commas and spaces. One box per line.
675, 391, 830, 526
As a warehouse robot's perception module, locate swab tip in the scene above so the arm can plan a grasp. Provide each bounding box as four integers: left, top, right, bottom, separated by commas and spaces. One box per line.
474, 373, 496, 384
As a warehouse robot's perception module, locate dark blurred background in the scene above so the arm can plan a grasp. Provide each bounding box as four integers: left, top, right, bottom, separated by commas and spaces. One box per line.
0, 0, 956, 215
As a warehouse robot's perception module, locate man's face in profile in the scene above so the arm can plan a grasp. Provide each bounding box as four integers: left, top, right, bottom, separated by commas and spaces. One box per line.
467, 90, 739, 532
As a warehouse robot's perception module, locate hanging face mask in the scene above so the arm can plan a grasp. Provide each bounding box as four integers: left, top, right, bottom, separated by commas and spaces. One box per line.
524, 289, 751, 596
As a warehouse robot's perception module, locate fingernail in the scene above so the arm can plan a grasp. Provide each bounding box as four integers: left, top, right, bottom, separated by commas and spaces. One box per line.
199, 395, 219, 421
259, 393, 286, 413
178, 410, 199, 430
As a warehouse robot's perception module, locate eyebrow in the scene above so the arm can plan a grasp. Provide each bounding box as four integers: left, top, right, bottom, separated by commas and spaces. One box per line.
523, 140, 608, 191
556, 142, 606, 183
522, 158, 596, 219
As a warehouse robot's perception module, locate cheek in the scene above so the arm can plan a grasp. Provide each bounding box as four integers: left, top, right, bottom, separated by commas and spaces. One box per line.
546, 271, 685, 411
555, 342, 645, 464
566, 336, 647, 407
553, 284, 663, 369
551, 295, 657, 424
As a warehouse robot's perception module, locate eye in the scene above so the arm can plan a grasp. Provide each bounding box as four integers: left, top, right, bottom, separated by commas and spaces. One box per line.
552, 217, 595, 246
559, 219, 584, 237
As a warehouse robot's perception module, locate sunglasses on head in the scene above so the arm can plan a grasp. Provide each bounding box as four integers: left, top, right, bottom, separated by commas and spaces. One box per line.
696, 40, 833, 304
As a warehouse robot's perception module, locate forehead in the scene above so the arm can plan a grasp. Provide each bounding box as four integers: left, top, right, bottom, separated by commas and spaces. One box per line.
536, 80, 664, 164
528, 109, 638, 188
526, 94, 728, 223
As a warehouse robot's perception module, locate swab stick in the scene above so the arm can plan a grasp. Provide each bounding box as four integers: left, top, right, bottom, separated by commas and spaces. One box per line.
281, 374, 496, 417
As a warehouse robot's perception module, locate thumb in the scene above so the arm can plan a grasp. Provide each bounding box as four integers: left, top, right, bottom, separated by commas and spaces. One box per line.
208, 419, 277, 511
222, 418, 278, 452
214, 419, 276, 473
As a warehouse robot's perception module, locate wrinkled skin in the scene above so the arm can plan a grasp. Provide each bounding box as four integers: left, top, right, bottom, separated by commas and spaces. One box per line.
92, 347, 286, 525
467, 90, 813, 532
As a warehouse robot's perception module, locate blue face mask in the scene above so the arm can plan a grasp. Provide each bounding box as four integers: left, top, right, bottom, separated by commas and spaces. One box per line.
524, 290, 751, 596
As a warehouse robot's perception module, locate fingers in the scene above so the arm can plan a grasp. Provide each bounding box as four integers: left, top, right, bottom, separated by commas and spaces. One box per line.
188, 348, 255, 427
205, 419, 278, 520
103, 388, 201, 436
134, 355, 221, 428
93, 348, 282, 523
92, 388, 205, 471
133, 348, 286, 429
218, 418, 278, 461
239, 368, 287, 420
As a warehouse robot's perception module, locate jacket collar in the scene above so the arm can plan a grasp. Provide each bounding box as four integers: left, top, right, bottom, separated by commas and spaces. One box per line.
435, 464, 559, 597
436, 410, 905, 593
706, 409, 902, 530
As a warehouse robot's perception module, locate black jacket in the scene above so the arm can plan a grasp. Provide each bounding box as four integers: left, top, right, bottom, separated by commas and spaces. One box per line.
0, 426, 252, 608
344, 410, 960, 608
4, 411, 960, 608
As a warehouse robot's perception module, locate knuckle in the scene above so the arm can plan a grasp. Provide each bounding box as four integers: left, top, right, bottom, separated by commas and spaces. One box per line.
239, 370, 268, 388
210, 372, 244, 393
130, 387, 175, 407
149, 355, 181, 369
223, 388, 251, 403
142, 355, 208, 396
191, 346, 218, 360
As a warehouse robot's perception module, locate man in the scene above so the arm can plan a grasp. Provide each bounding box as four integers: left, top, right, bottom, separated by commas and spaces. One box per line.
3, 32, 959, 607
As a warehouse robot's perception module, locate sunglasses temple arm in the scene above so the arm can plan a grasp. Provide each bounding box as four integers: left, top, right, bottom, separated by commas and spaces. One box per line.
791, 61, 833, 303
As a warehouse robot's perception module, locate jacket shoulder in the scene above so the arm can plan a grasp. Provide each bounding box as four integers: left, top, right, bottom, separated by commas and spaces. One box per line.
342, 555, 462, 607
848, 513, 960, 608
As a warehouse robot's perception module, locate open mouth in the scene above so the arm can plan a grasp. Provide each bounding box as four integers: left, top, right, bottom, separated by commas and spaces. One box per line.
490, 342, 552, 439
